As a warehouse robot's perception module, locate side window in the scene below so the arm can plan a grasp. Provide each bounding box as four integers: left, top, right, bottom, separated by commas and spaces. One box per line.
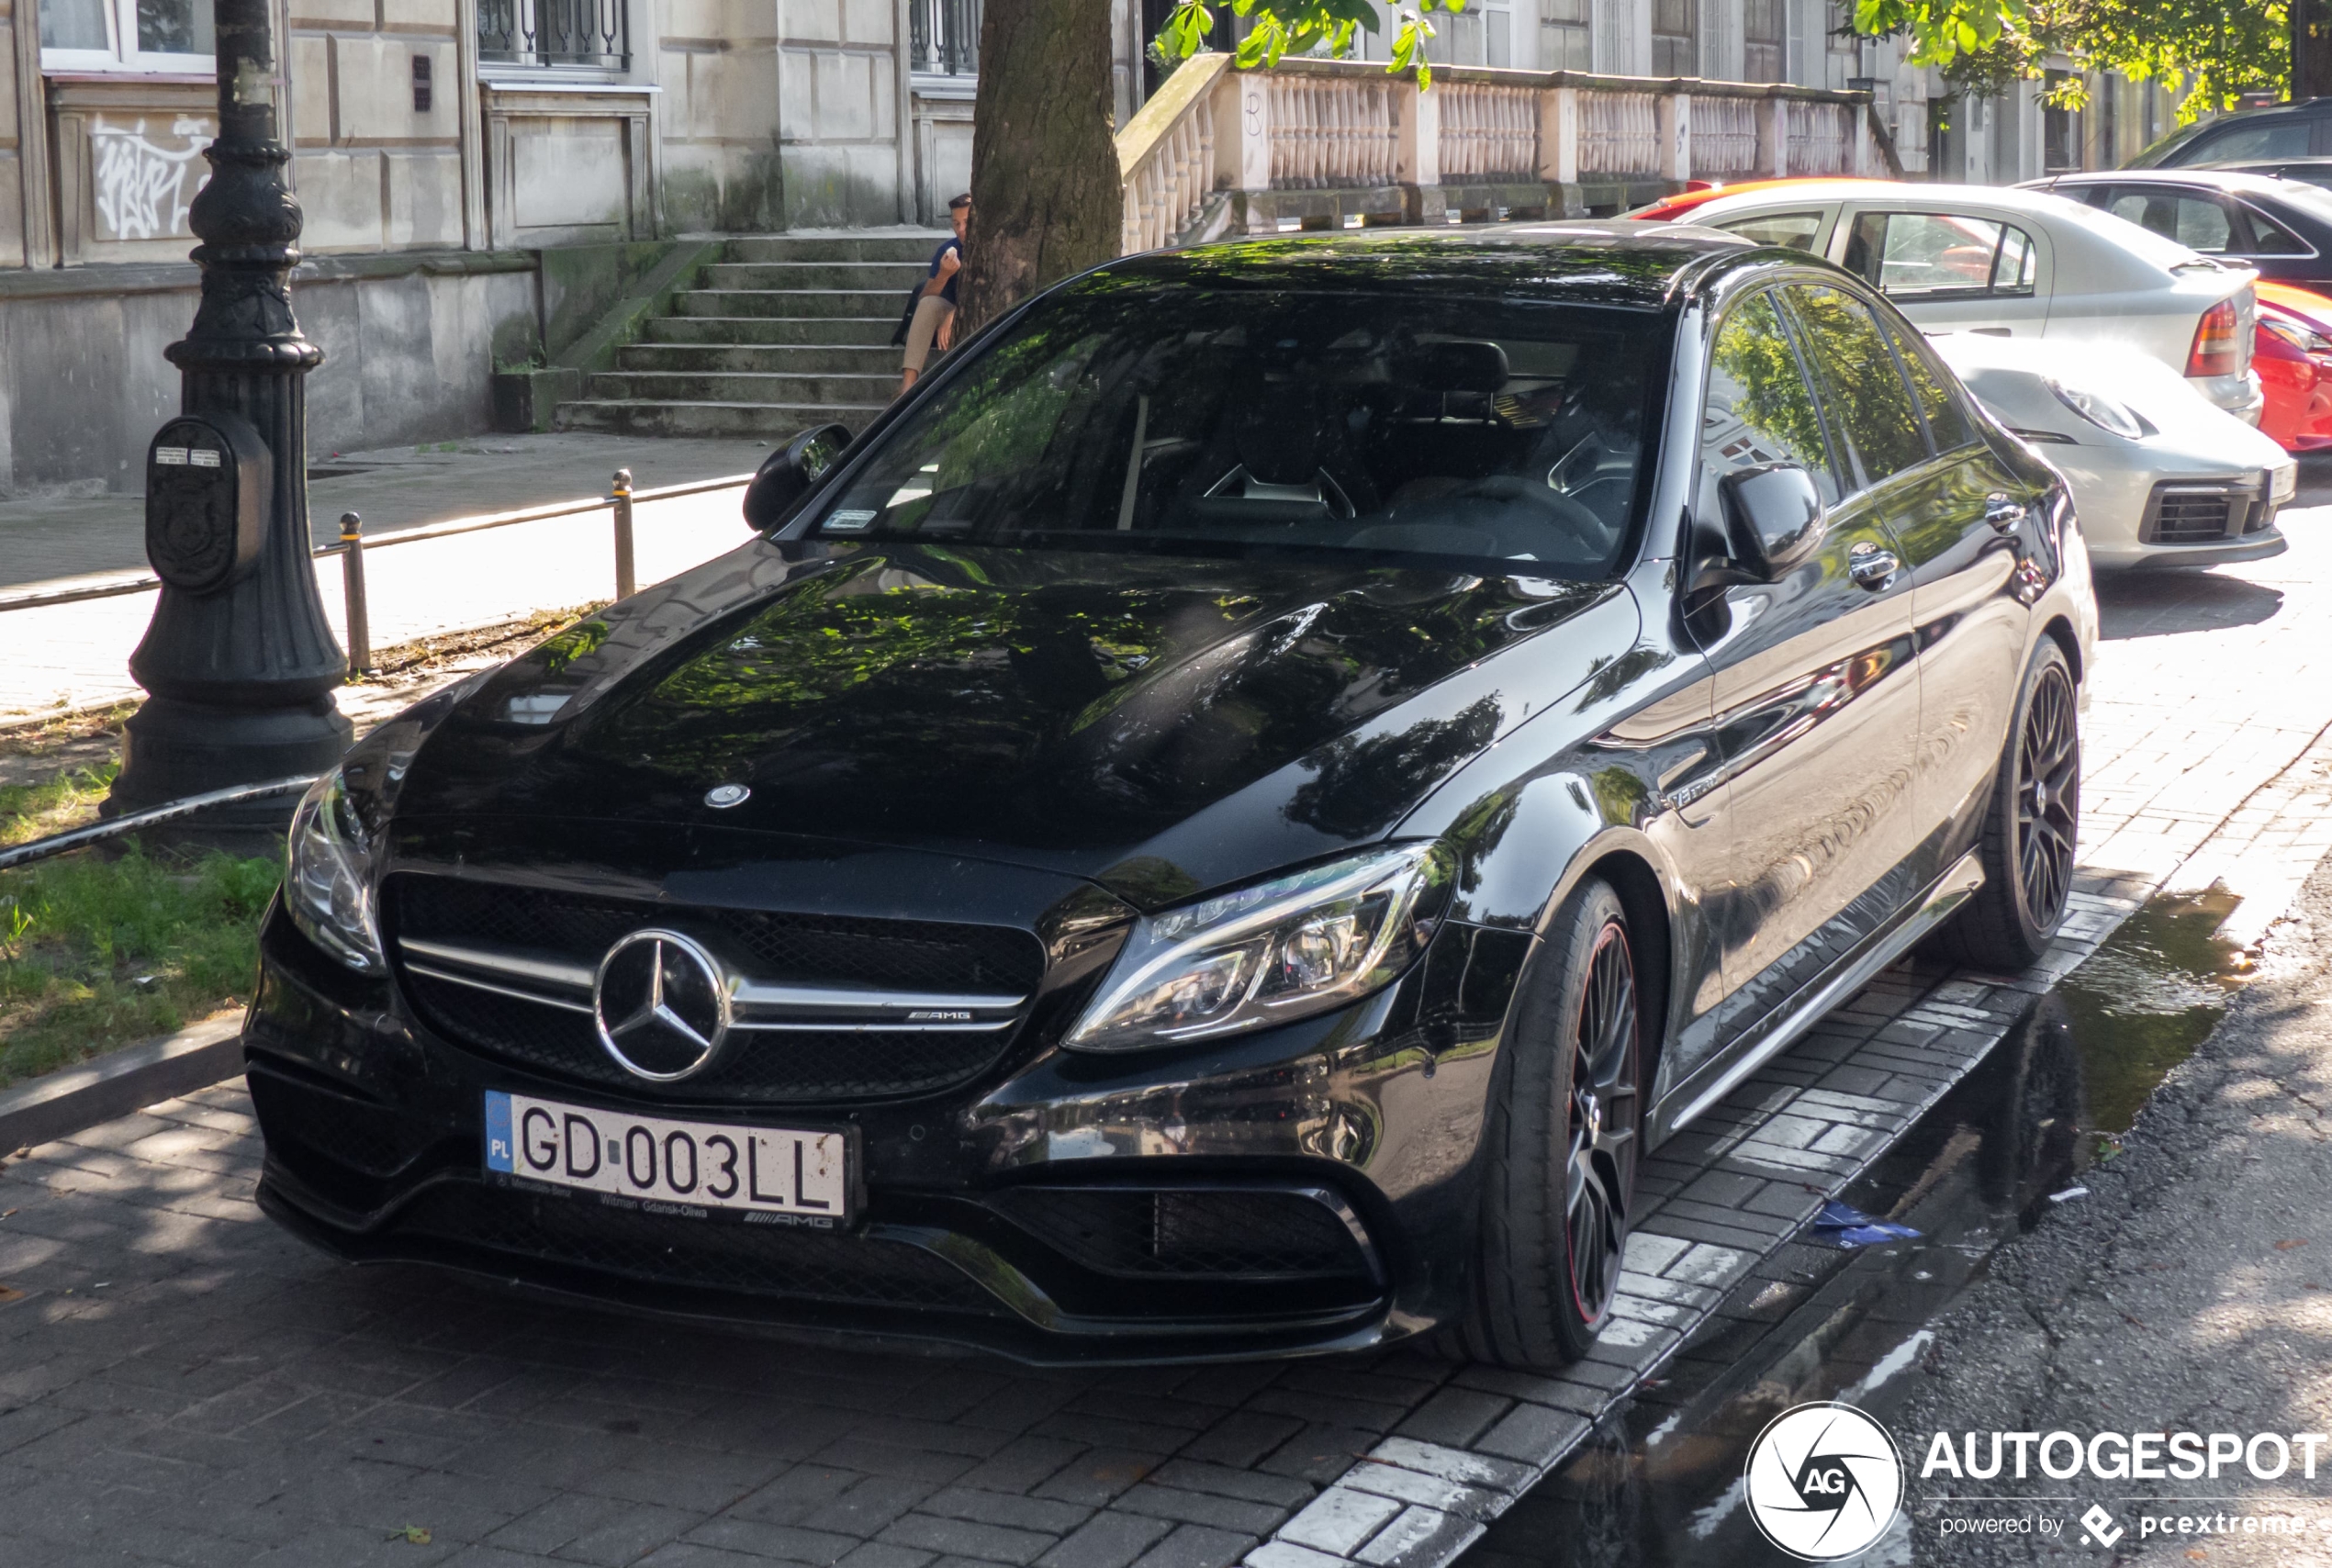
1700, 291, 1844, 517
1781, 284, 1931, 489
1711, 211, 1824, 251
1992, 224, 2038, 292
2111, 191, 2236, 252
2240, 206, 2312, 255
1879, 315, 1979, 454
1844, 212, 2036, 298
2189, 121, 2314, 162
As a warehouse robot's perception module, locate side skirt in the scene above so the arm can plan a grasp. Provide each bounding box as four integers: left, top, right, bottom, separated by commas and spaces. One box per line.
1646, 848, 1986, 1147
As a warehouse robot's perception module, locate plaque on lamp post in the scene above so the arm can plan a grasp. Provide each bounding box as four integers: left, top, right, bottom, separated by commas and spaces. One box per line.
106, 0, 352, 821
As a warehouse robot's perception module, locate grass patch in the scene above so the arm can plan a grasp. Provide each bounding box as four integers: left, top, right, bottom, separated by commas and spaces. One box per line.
1, 761, 121, 849
0, 844, 280, 1090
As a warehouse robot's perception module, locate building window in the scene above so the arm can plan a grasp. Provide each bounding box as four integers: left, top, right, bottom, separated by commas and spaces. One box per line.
1744, 0, 1782, 82
1651, 0, 1696, 76
40, 0, 212, 71
911, 0, 981, 76
1541, 0, 1589, 70
2043, 67, 2078, 171
477, 0, 629, 71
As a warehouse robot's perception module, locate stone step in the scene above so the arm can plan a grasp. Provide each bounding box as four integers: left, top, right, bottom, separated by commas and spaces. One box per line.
674, 288, 903, 319
723, 234, 947, 264
555, 399, 888, 440
640, 315, 902, 346
616, 342, 903, 375
587, 371, 900, 405
700, 261, 929, 292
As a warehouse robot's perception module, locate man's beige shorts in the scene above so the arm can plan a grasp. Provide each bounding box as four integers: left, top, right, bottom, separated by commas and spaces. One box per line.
903, 295, 956, 373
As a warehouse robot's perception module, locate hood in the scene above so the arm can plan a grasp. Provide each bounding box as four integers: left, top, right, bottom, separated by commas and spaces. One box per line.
398, 541, 1635, 907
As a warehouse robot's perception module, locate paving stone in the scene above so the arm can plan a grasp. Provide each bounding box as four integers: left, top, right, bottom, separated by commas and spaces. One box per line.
1388, 1389, 1509, 1450
1110, 1482, 1289, 1536
1351, 1506, 1483, 1568
1145, 1462, 1316, 1509
1125, 1523, 1257, 1568
1034, 1512, 1173, 1568
876, 1512, 1059, 1564
1276, 1488, 1403, 1556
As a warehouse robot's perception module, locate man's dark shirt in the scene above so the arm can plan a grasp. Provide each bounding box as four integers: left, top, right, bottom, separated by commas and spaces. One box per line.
928, 236, 963, 306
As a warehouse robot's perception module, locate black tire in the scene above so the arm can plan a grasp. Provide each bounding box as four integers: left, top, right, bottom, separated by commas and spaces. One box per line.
1937, 639, 2080, 972
1456, 877, 1644, 1369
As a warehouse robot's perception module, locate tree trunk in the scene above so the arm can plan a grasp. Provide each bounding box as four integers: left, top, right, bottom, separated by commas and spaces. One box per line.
2298, 0, 2332, 102
959, 0, 1121, 334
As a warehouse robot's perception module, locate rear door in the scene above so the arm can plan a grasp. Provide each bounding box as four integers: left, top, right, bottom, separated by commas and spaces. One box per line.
1853, 295, 2034, 882
1833, 206, 2048, 336
1682, 286, 1923, 1060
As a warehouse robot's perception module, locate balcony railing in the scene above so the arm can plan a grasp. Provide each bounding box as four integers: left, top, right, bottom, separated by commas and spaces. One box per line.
478, 0, 628, 70
911, 0, 980, 77
1115, 56, 1892, 254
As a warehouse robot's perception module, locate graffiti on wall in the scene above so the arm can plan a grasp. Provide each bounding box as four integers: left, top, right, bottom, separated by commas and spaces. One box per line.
90, 117, 213, 241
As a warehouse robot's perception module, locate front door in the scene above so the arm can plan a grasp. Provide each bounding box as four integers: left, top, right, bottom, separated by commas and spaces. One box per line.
1679, 286, 1923, 1070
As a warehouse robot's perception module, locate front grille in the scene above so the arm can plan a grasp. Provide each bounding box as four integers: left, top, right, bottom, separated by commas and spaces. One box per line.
989, 1187, 1375, 1281
386, 874, 1046, 1104
393, 875, 1042, 992
2148, 488, 2238, 543
393, 1182, 1008, 1315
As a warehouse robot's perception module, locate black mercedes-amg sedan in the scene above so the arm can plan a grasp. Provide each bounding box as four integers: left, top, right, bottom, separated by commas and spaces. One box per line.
249, 224, 2097, 1368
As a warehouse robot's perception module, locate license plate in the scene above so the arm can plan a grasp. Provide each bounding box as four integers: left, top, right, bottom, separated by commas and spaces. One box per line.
483, 1091, 852, 1225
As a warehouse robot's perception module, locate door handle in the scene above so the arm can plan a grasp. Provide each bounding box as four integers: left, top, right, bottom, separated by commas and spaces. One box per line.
1847, 542, 1900, 589
1984, 492, 2027, 532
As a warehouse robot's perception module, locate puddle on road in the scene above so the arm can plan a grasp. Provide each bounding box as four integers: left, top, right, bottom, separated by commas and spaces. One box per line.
1456, 889, 2251, 1568
2055, 887, 2248, 1140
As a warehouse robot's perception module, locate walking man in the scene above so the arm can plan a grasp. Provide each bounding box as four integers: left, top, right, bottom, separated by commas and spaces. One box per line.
900, 194, 970, 395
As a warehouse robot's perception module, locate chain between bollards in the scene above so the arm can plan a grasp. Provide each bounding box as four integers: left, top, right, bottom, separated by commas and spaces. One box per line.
340, 511, 371, 679
611, 468, 636, 600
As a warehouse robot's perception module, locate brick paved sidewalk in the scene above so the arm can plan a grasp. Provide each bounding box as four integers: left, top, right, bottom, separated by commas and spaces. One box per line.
1, 513, 2327, 1568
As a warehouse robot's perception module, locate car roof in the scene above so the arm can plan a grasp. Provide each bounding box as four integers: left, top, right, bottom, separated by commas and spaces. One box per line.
1115, 222, 1757, 309
2036, 167, 2309, 199
1631, 176, 1893, 219
1687, 180, 2225, 286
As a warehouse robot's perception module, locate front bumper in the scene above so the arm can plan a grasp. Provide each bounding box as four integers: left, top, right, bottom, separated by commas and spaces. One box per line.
245, 902, 1523, 1363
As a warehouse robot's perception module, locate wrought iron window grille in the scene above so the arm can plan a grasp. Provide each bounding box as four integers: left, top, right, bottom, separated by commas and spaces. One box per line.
910, 0, 979, 77
478, 0, 628, 72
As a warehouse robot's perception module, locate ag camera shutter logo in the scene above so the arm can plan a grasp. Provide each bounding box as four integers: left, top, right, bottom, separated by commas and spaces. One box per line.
1744, 1402, 1905, 1560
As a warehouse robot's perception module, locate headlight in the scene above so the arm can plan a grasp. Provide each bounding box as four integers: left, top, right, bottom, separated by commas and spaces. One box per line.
2045, 379, 2152, 442
1065, 845, 1449, 1053
286, 767, 386, 974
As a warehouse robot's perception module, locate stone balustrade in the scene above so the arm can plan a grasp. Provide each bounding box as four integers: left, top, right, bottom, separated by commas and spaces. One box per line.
1116, 53, 1891, 253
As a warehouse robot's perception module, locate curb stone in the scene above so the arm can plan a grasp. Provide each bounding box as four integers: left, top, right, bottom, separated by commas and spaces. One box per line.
0, 1013, 243, 1153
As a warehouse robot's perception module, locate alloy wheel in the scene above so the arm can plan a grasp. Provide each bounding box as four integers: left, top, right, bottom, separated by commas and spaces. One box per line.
2017, 662, 2079, 932
1565, 920, 1641, 1324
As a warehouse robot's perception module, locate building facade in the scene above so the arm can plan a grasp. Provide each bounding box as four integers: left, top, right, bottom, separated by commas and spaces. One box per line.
0, 0, 2175, 495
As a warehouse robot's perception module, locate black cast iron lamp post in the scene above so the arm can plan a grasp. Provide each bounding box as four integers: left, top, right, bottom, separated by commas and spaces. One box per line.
107, 0, 350, 818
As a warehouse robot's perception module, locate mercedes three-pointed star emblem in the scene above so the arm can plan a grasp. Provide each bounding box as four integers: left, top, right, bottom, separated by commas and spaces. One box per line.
591, 929, 733, 1081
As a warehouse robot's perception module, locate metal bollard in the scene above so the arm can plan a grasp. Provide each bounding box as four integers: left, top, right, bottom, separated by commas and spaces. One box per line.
611, 467, 636, 600
340, 510, 371, 678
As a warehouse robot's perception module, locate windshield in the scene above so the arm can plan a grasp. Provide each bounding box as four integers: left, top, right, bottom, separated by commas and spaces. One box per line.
803, 286, 1665, 577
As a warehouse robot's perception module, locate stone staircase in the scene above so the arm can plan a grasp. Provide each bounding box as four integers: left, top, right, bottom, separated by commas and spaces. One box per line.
555, 232, 946, 440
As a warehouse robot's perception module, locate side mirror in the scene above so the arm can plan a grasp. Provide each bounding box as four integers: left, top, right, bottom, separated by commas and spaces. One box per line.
743, 422, 852, 532
1716, 463, 1827, 580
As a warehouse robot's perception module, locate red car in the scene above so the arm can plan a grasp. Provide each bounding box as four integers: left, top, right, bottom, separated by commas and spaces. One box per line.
1625, 177, 1896, 224
2253, 282, 2332, 452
